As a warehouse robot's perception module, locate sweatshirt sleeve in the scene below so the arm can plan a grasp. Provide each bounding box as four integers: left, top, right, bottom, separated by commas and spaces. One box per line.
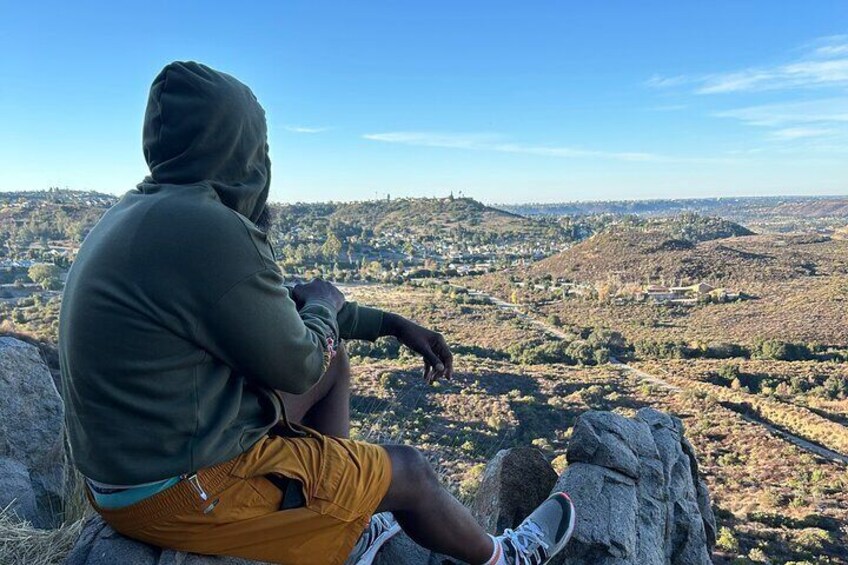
336, 301, 385, 341
195, 268, 339, 394
283, 282, 385, 342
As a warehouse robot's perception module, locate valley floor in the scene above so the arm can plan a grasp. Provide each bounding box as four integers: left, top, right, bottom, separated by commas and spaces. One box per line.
344, 284, 848, 564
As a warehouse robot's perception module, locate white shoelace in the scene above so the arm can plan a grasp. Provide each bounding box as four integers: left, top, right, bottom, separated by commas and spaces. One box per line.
501, 520, 550, 565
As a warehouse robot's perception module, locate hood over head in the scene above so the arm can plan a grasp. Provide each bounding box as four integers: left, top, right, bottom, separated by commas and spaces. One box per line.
139, 61, 271, 223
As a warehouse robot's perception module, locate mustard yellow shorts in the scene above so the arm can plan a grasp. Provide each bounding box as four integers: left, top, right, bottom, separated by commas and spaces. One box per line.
89, 427, 393, 565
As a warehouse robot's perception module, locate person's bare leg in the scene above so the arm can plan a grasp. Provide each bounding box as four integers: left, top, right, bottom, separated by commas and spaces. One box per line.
283, 346, 492, 563
279, 342, 351, 438
376, 445, 494, 565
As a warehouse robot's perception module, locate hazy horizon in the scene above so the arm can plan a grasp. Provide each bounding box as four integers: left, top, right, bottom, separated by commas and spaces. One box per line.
7, 186, 848, 208
2, 1, 847, 202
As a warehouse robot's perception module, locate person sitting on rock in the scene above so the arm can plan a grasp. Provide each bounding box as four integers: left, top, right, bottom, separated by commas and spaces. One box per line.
57, 61, 576, 565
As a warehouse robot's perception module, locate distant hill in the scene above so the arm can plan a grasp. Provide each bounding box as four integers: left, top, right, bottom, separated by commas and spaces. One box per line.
497, 195, 848, 219
608, 213, 754, 241
768, 199, 848, 218
473, 222, 848, 346
534, 215, 756, 284
272, 197, 559, 242
267, 197, 575, 268
0, 189, 116, 247
531, 229, 846, 286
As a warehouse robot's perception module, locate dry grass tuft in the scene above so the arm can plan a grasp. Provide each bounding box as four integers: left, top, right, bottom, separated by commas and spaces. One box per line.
0, 467, 91, 565
0, 506, 85, 565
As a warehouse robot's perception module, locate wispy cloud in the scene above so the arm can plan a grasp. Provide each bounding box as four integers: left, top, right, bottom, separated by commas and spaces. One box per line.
806, 34, 848, 58
769, 127, 836, 140
362, 131, 723, 163
648, 35, 848, 94
715, 98, 848, 151
284, 125, 330, 134
363, 132, 500, 151
645, 74, 690, 89
714, 98, 848, 127
697, 59, 848, 94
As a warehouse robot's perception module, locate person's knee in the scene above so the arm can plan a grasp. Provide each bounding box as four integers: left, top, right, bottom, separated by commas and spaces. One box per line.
388, 445, 439, 489
378, 445, 441, 513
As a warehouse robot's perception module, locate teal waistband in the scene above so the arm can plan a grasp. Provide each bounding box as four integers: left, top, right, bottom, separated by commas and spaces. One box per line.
88, 476, 182, 509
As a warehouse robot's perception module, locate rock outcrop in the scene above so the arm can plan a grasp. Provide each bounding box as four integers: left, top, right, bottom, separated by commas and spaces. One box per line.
64, 516, 270, 565
470, 447, 558, 535
0, 337, 67, 528
377, 408, 716, 565
551, 408, 716, 565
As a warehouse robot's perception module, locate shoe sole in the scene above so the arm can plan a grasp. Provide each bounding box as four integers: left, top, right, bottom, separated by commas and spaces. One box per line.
355, 521, 402, 565
546, 492, 577, 562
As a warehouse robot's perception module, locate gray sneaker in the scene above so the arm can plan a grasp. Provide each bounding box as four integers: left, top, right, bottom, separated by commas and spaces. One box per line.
345, 512, 402, 565
495, 492, 576, 564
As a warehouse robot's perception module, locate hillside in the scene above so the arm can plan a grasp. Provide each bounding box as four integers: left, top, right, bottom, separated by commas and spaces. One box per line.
531, 230, 843, 286
272, 196, 565, 241
267, 197, 573, 273
769, 198, 848, 218
0, 190, 115, 251
343, 284, 848, 563
499, 195, 848, 236
473, 225, 848, 347
298, 197, 537, 234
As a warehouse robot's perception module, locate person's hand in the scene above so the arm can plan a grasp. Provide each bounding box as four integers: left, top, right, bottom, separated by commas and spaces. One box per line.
290, 279, 345, 313
383, 313, 453, 383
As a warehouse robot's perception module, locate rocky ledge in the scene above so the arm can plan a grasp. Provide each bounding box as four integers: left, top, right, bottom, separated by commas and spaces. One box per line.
0, 337, 67, 529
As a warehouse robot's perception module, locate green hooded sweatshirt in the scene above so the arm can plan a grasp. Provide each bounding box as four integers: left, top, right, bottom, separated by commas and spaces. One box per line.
58, 61, 383, 484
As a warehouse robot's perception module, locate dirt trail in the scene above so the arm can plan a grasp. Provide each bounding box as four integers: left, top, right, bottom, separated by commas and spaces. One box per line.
460, 284, 848, 466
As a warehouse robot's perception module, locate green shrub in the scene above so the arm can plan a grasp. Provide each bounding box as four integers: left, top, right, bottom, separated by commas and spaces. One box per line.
821, 375, 848, 400
507, 340, 573, 365
451, 344, 509, 361
716, 526, 740, 552
717, 363, 741, 382
565, 340, 594, 365
346, 336, 401, 359
705, 342, 749, 359
752, 339, 813, 361
458, 463, 487, 499
634, 340, 693, 360
795, 528, 831, 551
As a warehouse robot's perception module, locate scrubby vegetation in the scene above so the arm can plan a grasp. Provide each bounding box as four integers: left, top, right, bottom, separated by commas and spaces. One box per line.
504, 328, 624, 366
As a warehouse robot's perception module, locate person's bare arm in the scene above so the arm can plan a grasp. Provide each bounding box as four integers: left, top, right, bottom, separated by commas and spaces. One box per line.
287, 279, 453, 383
380, 312, 454, 383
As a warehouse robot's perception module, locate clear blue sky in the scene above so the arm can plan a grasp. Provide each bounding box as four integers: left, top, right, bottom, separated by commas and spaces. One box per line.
1, 1, 847, 203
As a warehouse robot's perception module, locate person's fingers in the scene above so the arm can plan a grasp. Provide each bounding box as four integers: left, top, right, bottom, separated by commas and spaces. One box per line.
429, 362, 444, 383
420, 346, 445, 376
434, 338, 453, 380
